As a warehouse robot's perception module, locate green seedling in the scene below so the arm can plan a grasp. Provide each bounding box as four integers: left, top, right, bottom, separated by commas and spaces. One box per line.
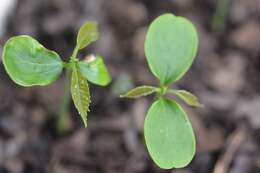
121, 13, 202, 169
2, 22, 111, 127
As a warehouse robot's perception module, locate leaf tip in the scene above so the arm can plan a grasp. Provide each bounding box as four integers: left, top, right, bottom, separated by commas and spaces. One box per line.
83, 120, 88, 128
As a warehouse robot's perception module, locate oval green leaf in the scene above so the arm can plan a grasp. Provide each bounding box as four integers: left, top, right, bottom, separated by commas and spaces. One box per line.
77, 21, 99, 50
144, 99, 196, 169
79, 55, 111, 86
2, 35, 63, 86
71, 63, 90, 127
120, 85, 157, 99
145, 13, 198, 85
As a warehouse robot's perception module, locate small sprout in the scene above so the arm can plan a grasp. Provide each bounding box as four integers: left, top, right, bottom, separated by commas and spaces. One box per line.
121, 13, 202, 169
120, 85, 158, 98
2, 21, 111, 127
167, 89, 203, 107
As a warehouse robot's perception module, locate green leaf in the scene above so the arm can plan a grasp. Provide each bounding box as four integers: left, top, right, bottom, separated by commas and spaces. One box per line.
168, 89, 203, 107
79, 55, 111, 86
77, 21, 99, 50
144, 99, 196, 169
120, 85, 158, 99
71, 62, 90, 127
145, 13, 198, 85
2, 35, 63, 86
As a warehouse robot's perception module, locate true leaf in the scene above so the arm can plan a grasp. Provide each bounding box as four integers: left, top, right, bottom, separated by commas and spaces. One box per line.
145, 13, 198, 85
144, 99, 196, 169
77, 21, 99, 50
79, 55, 111, 86
71, 63, 90, 127
2, 35, 63, 86
120, 85, 158, 99
168, 89, 203, 107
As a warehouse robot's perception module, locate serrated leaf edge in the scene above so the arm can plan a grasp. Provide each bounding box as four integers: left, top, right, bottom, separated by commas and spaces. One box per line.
71, 63, 91, 127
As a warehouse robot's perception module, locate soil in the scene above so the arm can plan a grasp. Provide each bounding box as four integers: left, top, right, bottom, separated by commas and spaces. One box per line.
0, 0, 260, 173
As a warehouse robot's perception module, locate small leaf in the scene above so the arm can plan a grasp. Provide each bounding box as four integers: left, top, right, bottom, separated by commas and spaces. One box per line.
79, 55, 111, 86
71, 62, 90, 127
77, 21, 99, 50
2, 35, 63, 86
144, 99, 196, 169
168, 89, 203, 107
120, 86, 158, 99
145, 13, 198, 85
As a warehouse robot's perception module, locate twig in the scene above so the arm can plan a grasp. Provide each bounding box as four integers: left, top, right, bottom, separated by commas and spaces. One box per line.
213, 127, 247, 173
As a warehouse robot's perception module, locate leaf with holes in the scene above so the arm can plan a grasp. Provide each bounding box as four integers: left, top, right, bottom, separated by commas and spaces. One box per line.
2, 35, 63, 86
71, 62, 90, 127
144, 99, 196, 169
120, 86, 158, 99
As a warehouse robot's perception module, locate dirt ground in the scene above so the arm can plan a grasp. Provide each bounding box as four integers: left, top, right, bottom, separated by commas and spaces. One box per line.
0, 0, 260, 173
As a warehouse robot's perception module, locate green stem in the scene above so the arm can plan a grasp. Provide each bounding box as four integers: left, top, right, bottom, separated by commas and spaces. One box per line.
57, 70, 72, 134
155, 85, 167, 100
57, 44, 80, 134
71, 45, 79, 61
56, 44, 80, 134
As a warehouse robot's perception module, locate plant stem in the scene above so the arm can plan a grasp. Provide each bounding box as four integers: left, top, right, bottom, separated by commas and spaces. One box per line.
57, 43, 81, 134
57, 44, 79, 134
57, 69, 72, 134
71, 45, 79, 61
155, 85, 167, 100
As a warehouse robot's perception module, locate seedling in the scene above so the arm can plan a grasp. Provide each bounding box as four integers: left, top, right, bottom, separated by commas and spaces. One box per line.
2, 22, 111, 127
121, 13, 202, 169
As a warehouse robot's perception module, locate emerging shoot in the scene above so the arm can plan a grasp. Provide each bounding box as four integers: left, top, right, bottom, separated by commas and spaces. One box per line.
2, 21, 111, 127
121, 13, 202, 169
